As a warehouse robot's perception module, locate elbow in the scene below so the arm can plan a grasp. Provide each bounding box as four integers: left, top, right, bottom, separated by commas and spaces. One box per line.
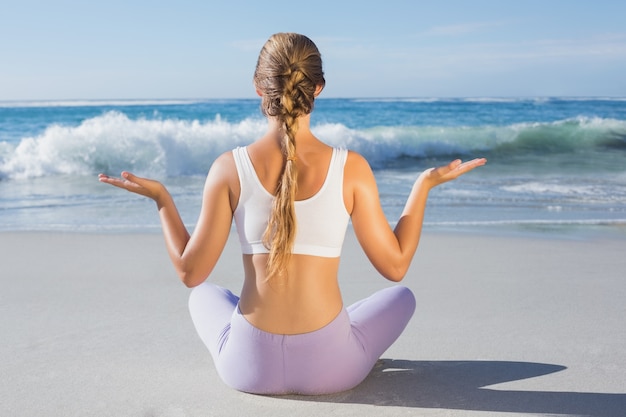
381, 264, 408, 282
385, 270, 407, 283
373, 254, 410, 282
177, 262, 206, 288
181, 275, 197, 288
174, 254, 215, 288
180, 272, 204, 288
386, 253, 412, 282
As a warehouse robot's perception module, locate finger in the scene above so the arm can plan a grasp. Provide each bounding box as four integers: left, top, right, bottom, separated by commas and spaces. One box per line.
121, 171, 137, 181
98, 173, 118, 184
453, 158, 487, 175
122, 171, 152, 188
98, 173, 141, 191
458, 158, 487, 170
431, 159, 461, 177
464, 157, 487, 166
98, 175, 131, 190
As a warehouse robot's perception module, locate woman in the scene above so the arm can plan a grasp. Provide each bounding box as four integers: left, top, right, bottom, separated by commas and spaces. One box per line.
99, 33, 486, 395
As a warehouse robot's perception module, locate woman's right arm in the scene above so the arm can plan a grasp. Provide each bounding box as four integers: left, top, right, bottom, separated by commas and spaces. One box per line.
98, 152, 238, 287
345, 152, 486, 282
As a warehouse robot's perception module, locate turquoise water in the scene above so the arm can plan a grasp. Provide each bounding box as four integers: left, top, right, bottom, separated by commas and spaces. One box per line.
1, 98, 625, 235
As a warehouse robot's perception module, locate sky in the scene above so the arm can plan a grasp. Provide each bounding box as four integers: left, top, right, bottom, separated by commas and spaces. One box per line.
1, 0, 625, 100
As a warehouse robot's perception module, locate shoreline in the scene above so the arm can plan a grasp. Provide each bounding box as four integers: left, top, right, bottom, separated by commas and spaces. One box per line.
1, 220, 624, 242
2, 229, 625, 416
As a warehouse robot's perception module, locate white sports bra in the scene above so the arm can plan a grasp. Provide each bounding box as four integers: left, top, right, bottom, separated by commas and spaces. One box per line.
232, 146, 350, 258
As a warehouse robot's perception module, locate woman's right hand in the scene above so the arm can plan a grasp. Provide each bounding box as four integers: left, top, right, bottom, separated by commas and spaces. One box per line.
98, 172, 167, 203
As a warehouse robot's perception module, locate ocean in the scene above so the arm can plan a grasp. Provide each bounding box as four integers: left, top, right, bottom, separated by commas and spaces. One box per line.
1, 97, 625, 237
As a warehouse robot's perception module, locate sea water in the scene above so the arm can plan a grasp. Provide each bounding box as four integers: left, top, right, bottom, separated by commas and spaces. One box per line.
1, 98, 625, 237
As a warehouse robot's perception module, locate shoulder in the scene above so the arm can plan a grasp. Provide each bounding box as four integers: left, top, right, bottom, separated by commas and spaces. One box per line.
344, 150, 374, 181
207, 150, 237, 176
345, 149, 368, 164
205, 150, 240, 210
205, 150, 240, 189
342, 150, 377, 214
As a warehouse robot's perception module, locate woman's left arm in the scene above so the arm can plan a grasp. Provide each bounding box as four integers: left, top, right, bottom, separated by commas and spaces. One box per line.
98, 152, 236, 287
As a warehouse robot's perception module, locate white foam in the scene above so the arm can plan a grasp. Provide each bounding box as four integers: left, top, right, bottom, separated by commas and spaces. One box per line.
1, 111, 624, 179
502, 182, 597, 196
0, 111, 266, 179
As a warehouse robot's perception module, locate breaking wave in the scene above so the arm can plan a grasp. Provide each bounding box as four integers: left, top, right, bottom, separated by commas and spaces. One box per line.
1, 111, 625, 179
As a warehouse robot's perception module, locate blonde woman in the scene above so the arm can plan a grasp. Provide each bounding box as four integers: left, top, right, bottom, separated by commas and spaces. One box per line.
99, 33, 486, 395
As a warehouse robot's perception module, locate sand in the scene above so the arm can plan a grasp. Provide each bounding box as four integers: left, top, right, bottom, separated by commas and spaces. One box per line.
1, 229, 625, 417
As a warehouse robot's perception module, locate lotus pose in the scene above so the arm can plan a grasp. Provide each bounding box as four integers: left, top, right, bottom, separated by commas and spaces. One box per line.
99, 32, 485, 395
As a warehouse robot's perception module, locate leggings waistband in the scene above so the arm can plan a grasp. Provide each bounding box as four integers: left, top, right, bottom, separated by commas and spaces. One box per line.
232, 306, 349, 347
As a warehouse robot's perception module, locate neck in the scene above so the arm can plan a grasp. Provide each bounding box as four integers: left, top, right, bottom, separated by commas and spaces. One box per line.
267, 114, 312, 136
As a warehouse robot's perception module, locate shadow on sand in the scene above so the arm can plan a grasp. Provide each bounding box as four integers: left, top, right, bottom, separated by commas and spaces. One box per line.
286, 359, 625, 417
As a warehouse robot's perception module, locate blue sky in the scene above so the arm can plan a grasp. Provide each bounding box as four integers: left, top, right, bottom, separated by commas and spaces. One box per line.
1, 0, 625, 100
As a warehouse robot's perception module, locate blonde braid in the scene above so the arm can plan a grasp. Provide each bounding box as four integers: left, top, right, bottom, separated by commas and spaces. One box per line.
262, 68, 301, 280
254, 33, 326, 282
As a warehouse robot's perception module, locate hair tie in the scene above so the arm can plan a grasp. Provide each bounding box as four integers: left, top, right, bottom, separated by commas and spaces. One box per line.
286, 156, 297, 162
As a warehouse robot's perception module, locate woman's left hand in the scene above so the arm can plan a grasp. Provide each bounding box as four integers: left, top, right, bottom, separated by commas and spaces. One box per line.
98, 172, 166, 203
420, 158, 487, 190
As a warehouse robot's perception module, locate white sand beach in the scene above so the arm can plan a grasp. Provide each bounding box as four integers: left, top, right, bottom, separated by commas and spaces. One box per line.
1, 229, 625, 417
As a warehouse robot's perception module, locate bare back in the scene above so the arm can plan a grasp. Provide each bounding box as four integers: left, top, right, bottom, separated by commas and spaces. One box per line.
233, 135, 345, 334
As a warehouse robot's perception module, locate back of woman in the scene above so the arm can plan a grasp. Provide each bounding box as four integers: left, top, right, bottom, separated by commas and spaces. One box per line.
99, 32, 485, 396
235, 141, 347, 334
230, 33, 355, 335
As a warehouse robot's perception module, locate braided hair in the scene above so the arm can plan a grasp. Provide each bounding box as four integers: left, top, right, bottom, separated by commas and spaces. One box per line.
253, 33, 325, 281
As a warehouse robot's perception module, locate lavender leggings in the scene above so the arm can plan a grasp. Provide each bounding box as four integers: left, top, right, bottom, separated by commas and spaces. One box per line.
188, 283, 415, 395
